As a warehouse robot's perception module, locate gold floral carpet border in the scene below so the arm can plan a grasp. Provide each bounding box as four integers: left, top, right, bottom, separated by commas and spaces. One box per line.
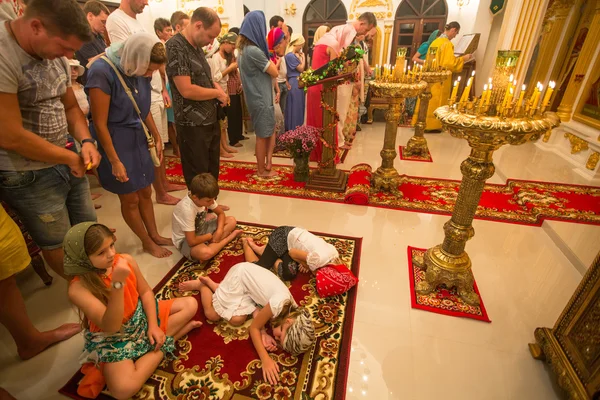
59, 222, 362, 400
165, 157, 600, 227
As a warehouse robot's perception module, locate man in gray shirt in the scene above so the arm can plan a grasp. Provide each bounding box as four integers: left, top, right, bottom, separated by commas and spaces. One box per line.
0, 0, 101, 278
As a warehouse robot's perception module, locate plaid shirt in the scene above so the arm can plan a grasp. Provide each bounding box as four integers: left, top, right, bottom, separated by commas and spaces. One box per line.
166, 33, 217, 126
227, 68, 241, 95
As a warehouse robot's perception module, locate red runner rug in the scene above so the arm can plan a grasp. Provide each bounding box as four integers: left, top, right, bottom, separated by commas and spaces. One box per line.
165, 157, 600, 227
59, 222, 362, 400
399, 145, 433, 162
407, 246, 491, 322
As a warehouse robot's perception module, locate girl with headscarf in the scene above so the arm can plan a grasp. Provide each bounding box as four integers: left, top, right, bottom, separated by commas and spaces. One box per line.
413, 22, 473, 132
308, 24, 330, 67
284, 34, 306, 131
238, 11, 283, 177
267, 27, 287, 136
209, 32, 241, 158
86, 32, 173, 259
65, 222, 200, 399
178, 259, 316, 385
307, 24, 358, 161
411, 29, 440, 65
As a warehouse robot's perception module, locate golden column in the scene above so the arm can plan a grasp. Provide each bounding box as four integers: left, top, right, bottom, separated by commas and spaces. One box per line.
527, 1, 573, 88
382, 23, 392, 65
370, 81, 427, 192
557, 0, 600, 121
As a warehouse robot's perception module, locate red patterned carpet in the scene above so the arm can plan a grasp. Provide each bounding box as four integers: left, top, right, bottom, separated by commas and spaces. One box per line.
165, 157, 600, 227
407, 246, 491, 322
60, 222, 362, 400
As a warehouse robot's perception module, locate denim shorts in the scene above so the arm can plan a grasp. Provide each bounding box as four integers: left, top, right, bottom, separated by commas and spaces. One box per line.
178, 216, 218, 261
0, 165, 97, 250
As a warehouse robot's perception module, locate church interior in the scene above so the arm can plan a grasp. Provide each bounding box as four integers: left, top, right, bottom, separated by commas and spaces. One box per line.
0, 0, 599, 399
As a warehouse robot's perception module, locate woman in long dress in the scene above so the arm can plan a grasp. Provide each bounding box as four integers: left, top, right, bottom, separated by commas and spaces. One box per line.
284, 34, 306, 131
418, 22, 473, 132
306, 24, 357, 162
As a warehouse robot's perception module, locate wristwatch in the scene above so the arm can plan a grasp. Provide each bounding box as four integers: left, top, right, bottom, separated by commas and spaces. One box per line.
111, 281, 124, 290
81, 138, 96, 147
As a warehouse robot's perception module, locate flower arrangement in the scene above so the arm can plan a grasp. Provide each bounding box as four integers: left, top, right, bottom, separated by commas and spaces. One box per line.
299, 45, 365, 90
277, 125, 321, 157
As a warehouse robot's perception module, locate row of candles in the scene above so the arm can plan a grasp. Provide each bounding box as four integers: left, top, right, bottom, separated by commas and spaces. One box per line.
373, 62, 425, 83
449, 72, 556, 117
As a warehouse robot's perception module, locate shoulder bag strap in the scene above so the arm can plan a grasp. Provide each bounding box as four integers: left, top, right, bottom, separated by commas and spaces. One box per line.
100, 56, 155, 147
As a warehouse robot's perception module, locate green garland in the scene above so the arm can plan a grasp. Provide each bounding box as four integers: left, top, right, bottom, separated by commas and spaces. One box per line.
300, 45, 365, 90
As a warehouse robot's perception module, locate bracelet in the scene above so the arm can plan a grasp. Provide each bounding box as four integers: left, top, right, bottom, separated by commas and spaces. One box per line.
81, 138, 96, 146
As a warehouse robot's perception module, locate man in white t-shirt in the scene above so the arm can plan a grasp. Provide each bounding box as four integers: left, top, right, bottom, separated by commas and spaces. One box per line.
106, 0, 185, 206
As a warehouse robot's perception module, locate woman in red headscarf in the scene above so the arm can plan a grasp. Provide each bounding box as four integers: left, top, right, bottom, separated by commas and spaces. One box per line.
306, 24, 357, 162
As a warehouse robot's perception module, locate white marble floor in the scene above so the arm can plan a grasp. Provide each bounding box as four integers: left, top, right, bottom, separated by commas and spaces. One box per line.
1, 124, 598, 400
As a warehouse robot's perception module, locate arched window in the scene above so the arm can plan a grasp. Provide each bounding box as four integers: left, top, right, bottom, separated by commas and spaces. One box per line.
391, 0, 447, 65
303, 0, 348, 51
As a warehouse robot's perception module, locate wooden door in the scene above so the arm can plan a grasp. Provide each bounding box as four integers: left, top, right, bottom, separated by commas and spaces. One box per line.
302, 0, 347, 54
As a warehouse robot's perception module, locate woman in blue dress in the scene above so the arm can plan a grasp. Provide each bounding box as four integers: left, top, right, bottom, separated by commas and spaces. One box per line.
86, 33, 173, 259
284, 34, 306, 131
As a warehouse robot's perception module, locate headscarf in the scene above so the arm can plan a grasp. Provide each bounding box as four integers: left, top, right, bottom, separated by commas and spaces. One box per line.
417, 29, 439, 60
282, 308, 316, 355
315, 24, 357, 58
218, 32, 238, 44
239, 10, 269, 59
267, 27, 285, 62
63, 222, 107, 276
312, 25, 329, 46
106, 32, 161, 77
286, 33, 305, 54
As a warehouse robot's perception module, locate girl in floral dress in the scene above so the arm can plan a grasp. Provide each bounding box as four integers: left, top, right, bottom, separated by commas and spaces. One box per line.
66, 223, 200, 399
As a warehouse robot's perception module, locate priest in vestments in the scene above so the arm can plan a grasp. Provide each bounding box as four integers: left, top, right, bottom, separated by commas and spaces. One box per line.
418, 22, 473, 132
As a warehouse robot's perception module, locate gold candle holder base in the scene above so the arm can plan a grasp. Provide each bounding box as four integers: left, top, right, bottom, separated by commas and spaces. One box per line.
404, 71, 453, 158
416, 106, 561, 305
369, 81, 427, 193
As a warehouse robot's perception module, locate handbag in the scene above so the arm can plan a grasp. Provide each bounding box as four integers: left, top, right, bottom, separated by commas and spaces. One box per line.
101, 56, 161, 167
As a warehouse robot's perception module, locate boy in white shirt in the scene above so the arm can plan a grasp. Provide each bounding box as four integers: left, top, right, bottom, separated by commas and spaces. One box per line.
172, 173, 241, 261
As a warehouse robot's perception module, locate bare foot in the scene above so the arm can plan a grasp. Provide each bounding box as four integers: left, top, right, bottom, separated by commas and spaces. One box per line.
152, 235, 173, 246
247, 238, 264, 254
227, 146, 238, 153
143, 241, 172, 258
340, 144, 352, 150
166, 183, 187, 192
257, 170, 277, 178
94, 204, 102, 210
91, 193, 102, 201
156, 193, 181, 206
221, 152, 235, 158
199, 276, 219, 292
178, 279, 202, 292
17, 323, 81, 360
232, 143, 243, 148
265, 161, 273, 171
173, 320, 203, 341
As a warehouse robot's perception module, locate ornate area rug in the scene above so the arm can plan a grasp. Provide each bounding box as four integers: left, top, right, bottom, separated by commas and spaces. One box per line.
165, 157, 600, 227
399, 145, 433, 162
407, 246, 491, 322
59, 222, 362, 400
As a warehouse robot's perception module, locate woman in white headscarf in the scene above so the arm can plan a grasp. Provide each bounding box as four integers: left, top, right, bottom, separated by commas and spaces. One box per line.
86, 32, 173, 259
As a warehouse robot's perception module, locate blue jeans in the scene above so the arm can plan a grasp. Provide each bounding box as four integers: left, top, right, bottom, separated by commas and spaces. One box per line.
0, 165, 97, 250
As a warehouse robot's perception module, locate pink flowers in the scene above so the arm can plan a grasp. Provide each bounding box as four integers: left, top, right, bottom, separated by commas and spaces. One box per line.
277, 125, 321, 156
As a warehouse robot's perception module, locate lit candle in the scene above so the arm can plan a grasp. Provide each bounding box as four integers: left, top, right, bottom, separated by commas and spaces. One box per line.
515, 84, 526, 113
530, 83, 542, 115
459, 74, 474, 104
504, 87, 514, 115
541, 81, 556, 112
450, 80, 460, 104
534, 84, 543, 109
477, 84, 488, 112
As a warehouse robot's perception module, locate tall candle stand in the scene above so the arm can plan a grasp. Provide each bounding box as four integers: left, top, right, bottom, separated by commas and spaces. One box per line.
413, 51, 560, 305
403, 70, 452, 158
370, 79, 427, 193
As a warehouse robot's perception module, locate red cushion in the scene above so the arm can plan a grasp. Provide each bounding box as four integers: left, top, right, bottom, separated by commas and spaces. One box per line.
315, 264, 358, 298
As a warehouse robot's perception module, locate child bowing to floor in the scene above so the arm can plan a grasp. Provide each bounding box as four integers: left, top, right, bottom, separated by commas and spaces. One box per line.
65, 223, 201, 400
244, 226, 340, 280
172, 173, 242, 262
178, 261, 316, 385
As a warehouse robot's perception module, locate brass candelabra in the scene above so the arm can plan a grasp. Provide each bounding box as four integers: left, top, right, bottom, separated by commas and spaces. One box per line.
413, 50, 560, 305
369, 80, 427, 193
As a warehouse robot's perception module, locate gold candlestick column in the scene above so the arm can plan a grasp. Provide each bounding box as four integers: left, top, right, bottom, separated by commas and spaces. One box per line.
415, 106, 560, 305
370, 81, 427, 193
371, 96, 404, 192
403, 71, 451, 158
415, 146, 495, 306
490, 51, 520, 106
